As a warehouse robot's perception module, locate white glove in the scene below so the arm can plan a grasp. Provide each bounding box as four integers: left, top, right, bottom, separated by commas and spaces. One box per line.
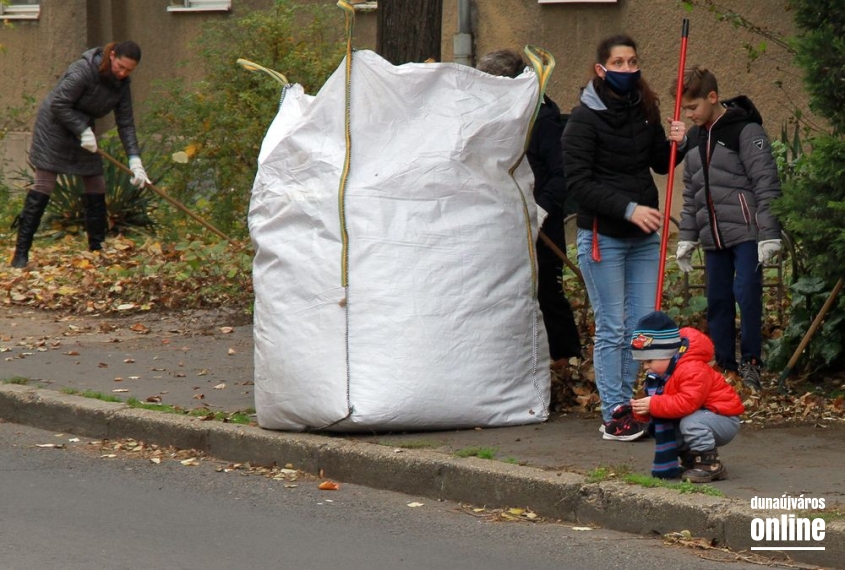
675, 240, 697, 273
80, 127, 97, 153
128, 156, 149, 188
758, 239, 782, 264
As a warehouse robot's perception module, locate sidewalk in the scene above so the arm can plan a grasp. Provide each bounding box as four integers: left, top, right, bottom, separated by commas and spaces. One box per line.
2, 305, 843, 568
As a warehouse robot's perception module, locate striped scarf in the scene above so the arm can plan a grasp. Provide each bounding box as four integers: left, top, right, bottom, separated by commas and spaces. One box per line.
645, 341, 687, 479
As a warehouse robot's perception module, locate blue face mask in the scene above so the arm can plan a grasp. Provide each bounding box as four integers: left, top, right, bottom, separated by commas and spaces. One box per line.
600, 65, 641, 95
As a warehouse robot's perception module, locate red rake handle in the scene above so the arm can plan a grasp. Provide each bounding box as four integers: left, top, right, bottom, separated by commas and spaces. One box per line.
655, 19, 690, 311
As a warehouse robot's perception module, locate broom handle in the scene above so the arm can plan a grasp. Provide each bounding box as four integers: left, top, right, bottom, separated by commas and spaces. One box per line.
538, 230, 583, 281
97, 149, 232, 242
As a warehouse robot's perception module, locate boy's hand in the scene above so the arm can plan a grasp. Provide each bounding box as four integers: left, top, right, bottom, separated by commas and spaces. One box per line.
631, 396, 651, 416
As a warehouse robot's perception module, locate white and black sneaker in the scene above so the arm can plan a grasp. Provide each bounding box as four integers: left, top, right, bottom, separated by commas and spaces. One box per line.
600, 414, 646, 441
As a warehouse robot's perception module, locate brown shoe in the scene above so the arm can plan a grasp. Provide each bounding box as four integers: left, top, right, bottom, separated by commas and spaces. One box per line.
681, 449, 726, 483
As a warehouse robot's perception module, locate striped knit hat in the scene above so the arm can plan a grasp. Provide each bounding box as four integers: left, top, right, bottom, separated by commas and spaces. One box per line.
630, 311, 682, 360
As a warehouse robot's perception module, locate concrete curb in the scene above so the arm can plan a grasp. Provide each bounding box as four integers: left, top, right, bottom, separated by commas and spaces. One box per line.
2, 385, 841, 568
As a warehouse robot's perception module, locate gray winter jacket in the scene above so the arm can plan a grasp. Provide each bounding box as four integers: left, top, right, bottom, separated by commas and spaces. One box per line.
678, 96, 781, 250
29, 47, 140, 176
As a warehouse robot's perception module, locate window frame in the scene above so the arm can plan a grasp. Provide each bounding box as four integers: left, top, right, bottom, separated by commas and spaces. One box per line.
167, 0, 231, 12
0, 1, 41, 20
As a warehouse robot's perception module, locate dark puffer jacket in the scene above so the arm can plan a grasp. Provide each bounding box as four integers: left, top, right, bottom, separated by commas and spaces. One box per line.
678, 96, 781, 250
562, 80, 684, 239
29, 47, 140, 176
527, 95, 567, 263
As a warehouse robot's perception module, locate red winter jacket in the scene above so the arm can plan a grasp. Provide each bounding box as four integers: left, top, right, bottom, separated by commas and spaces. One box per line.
643, 327, 745, 420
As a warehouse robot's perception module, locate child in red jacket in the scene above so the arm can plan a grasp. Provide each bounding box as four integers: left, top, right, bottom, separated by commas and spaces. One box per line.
629, 311, 745, 482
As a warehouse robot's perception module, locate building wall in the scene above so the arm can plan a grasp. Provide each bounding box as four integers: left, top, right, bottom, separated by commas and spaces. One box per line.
2, 0, 804, 214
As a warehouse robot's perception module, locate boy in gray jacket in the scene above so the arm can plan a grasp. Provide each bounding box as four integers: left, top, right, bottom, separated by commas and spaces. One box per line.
674, 66, 782, 391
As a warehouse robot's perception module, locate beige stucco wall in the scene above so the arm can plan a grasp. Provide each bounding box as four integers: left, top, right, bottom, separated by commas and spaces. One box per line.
2, 0, 805, 216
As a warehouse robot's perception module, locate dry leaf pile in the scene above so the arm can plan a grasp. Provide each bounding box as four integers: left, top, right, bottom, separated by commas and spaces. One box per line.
1, 236, 251, 314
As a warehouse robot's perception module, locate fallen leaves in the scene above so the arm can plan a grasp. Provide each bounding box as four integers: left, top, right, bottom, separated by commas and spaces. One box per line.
460, 504, 542, 523
551, 353, 845, 425
0, 235, 253, 315
318, 481, 340, 491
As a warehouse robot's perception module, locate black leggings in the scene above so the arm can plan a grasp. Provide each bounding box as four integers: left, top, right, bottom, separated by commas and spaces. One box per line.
32, 169, 106, 196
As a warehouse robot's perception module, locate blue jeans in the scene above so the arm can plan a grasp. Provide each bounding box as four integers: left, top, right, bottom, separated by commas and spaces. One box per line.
705, 241, 763, 371
576, 229, 659, 422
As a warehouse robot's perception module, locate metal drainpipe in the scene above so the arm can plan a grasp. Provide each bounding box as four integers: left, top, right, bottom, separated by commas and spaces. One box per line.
453, 0, 473, 66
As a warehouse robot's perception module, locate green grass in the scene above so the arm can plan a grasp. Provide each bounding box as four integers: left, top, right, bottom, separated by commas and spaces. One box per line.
60, 388, 254, 424
454, 446, 498, 460
585, 464, 724, 496
3, 377, 31, 385
61, 388, 123, 402
623, 472, 725, 496
586, 464, 632, 483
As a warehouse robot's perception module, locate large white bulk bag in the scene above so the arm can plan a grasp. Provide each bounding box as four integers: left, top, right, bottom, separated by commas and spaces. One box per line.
249, 47, 551, 431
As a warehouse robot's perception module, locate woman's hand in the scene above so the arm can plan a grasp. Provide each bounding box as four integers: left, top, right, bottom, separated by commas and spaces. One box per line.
631, 205, 662, 233
666, 118, 686, 144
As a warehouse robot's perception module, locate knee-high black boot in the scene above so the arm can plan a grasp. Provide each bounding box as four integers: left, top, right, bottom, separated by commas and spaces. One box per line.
81, 193, 109, 251
10, 191, 51, 268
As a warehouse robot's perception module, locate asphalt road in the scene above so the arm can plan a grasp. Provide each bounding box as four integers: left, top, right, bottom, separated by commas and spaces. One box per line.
0, 421, 774, 570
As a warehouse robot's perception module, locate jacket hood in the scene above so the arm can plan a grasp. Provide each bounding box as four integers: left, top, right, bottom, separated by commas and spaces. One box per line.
719, 95, 763, 127
679, 327, 715, 364
82, 47, 103, 67
580, 81, 607, 111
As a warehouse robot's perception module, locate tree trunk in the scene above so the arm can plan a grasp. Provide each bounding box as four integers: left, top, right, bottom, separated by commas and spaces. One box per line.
376, 0, 443, 65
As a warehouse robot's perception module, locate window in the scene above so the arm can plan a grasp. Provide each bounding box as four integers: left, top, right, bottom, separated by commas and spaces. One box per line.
167, 0, 231, 12
0, 1, 40, 20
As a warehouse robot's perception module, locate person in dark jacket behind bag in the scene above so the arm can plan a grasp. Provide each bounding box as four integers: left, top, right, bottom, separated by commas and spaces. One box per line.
674, 66, 782, 392
477, 49, 583, 367
562, 34, 687, 441
10, 40, 148, 269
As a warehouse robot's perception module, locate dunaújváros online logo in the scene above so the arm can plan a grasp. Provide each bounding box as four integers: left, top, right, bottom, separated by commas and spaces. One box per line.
750, 495, 826, 551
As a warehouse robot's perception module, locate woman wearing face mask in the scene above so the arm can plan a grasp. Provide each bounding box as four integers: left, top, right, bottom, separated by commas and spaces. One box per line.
10, 40, 148, 269
562, 34, 687, 441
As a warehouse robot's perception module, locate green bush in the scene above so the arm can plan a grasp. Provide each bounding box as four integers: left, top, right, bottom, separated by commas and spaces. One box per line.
791, 0, 845, 134
141, 0, 347, 238
773, 135, 845, 286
